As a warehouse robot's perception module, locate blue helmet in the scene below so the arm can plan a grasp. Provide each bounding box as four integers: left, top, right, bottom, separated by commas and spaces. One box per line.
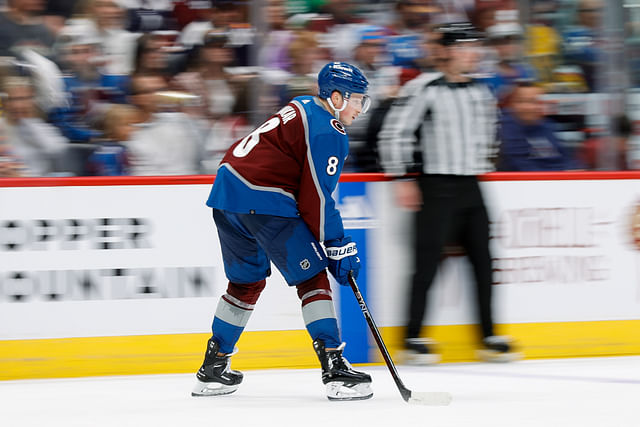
318, 62, 369, 100
318, 62, 370, 115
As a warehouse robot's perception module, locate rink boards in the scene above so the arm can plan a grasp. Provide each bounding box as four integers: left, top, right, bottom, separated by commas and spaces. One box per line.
1, 173, 640, 380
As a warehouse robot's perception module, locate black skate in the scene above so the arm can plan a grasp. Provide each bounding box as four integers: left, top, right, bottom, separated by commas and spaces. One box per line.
313, 339, 373, 401
476, 335, 522, 363
401, 337, 441, 365
191, 338, 243, 397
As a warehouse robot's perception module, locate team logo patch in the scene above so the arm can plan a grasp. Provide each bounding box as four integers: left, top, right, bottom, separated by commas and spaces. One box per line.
300, 259, 311, 270
330, 119, 346, 135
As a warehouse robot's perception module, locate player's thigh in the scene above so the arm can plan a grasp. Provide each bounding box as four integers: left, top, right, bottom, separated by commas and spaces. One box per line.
241, 214, 328, 286
212, 209, 271, 284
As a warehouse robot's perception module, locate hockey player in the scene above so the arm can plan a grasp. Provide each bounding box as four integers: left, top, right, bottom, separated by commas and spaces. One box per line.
192, 62, 373, 401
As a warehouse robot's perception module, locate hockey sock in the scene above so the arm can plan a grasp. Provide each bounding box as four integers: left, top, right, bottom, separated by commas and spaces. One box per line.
212, 279, 266, 354
296, 271, 341, 348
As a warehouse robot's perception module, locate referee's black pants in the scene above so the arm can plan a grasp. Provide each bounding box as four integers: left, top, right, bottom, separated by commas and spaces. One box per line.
406, 174, 495, 341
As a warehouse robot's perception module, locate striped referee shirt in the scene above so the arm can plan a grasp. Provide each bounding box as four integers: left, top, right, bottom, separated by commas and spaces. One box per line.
379, 72, 498, 177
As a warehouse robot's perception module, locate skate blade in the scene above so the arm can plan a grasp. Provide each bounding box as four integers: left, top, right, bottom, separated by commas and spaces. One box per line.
476, 349, 522, 363
191, 379, 239, 397
400, 351, 441, 366
326, 381, 373, 401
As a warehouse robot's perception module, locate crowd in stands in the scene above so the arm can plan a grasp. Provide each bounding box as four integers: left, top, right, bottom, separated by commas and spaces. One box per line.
0, 0, 636, 177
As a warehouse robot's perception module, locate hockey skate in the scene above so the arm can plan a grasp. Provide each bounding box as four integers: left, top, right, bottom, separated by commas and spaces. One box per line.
476, 336, 522, 363
400, 338, 441, 365
313, 339, 373, 401
192, 338, 243, 397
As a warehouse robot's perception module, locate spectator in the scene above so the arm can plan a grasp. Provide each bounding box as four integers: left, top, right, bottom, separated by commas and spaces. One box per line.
0, 145, 25, 177
497, 82, 580, 171
352, 26, 392, 85
172, 0, 213, 32
177, 0, 217, 49
562, 0, 603, 91
173, 31, 250, 121
482, 21, 536, 103
42, 0, 83, 34
257, 0, 293, 74
177, 0, 254, 67
318, 0, 364, 26
252, 0, 297, 117
173, 30, 253, 171
63, 0, 140, 75
119, 0, 175, 33
49, 31, 129, 143
86, 104, 137, 175
384, 4, 447, 77
281, 31, 322, 102
0, 76, 68, 176
0, 0, 56, 58
133, 32, 172, 76
314, 0, 368, 64
349, 26, 401, 171
357, 25, 442, 172
524, 0, 562, 88
471, 0, 518, 33
0, 121, 26, 177
388, 0, 440, 36
351, 25, 397, 106
125, 73, 205, 175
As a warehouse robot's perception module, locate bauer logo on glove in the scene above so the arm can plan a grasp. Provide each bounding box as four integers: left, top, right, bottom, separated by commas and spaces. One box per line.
326, 242, 357, 259
325, 236, 361, 286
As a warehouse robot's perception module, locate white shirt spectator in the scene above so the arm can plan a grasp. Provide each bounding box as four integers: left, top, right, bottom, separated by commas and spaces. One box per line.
61, 17, 140, 75
126, 112, 206, 175
0, 117, 68, 176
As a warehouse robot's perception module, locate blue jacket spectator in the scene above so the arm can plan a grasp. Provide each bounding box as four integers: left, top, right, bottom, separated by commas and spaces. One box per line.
561, 0, 603, 91
49, 73, 129, 143
86, 104, 137, 176
498, 83, 579, 171
48, 35, 130, 143
481, 22, 536, 103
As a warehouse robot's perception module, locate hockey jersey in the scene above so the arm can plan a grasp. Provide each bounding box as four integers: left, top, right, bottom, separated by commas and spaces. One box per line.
206, 95, 350, 243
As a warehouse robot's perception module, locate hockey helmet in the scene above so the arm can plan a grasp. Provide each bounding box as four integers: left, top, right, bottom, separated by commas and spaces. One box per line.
318, 62, 370, 114
437, 22, 484, 46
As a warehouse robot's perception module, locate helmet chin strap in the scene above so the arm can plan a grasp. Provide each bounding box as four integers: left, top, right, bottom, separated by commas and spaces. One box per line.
326, 97, 348, 120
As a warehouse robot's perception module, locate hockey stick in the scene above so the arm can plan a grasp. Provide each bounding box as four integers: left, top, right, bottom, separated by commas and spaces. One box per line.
348, 272, 452, 406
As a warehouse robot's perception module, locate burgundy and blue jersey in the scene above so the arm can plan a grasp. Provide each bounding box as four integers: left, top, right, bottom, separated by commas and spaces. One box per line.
206, 95, 350, 243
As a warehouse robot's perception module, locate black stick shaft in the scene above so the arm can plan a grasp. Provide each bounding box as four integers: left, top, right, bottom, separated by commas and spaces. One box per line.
348, 273, 412, 402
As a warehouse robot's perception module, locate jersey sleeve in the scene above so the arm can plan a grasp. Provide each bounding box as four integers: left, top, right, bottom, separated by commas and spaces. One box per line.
297, 125, 349, 243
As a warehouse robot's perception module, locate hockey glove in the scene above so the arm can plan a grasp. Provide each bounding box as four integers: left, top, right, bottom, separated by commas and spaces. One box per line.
325, 236, 360, 286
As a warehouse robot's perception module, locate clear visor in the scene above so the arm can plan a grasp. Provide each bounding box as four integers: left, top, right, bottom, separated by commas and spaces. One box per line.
347, 94, 371, 114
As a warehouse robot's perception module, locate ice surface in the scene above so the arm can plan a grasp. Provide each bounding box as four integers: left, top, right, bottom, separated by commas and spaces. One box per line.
2, 356, 639, 427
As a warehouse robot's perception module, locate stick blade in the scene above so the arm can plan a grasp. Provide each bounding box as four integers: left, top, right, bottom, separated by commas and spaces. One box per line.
408, 391, 452, 406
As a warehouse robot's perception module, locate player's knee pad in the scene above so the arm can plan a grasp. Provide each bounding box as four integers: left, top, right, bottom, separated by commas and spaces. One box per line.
296, 270, 332, 306
225, 279, 266, 307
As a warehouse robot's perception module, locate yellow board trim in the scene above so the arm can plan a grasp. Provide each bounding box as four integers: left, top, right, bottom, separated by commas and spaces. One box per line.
2, 320, 640, 381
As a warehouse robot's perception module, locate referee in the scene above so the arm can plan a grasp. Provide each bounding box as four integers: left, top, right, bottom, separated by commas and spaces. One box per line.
379, 22, 519, 364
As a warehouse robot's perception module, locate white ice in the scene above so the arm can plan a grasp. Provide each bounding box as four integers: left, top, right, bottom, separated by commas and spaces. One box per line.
2, 356, 639, 427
